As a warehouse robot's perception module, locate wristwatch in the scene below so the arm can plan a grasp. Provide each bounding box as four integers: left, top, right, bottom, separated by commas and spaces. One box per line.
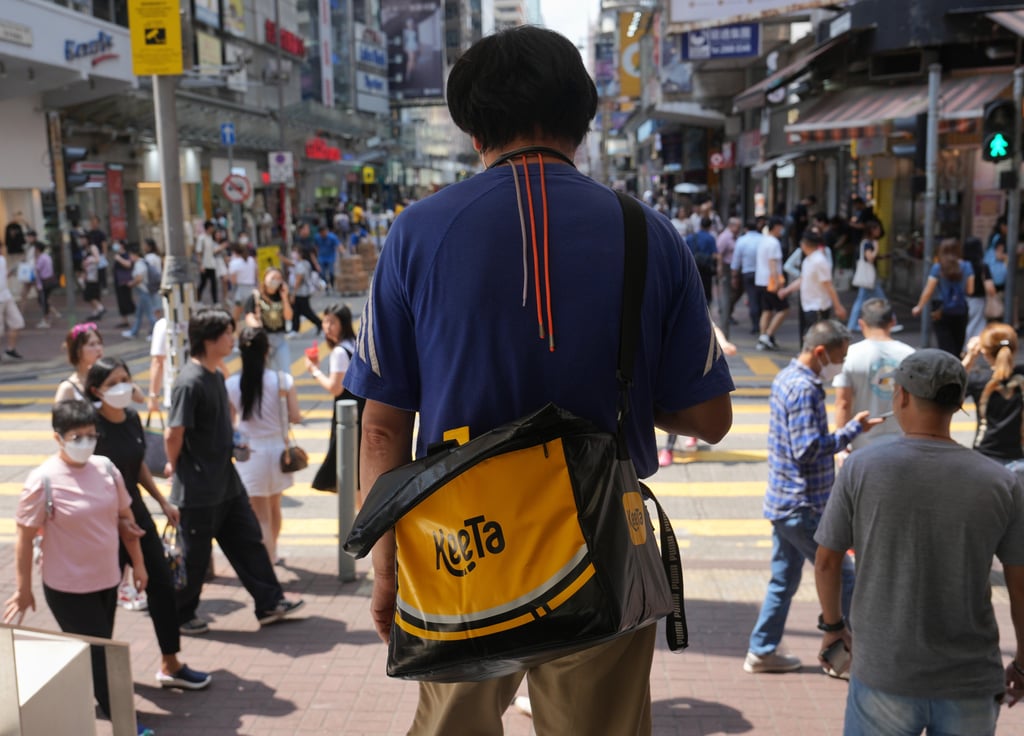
817, 614, 845, 632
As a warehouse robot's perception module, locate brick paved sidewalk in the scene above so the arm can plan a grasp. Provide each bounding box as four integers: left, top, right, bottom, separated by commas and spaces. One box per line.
4, 545, 1018, 736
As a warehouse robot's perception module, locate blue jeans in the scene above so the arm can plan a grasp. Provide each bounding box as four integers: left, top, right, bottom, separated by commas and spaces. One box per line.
847, 283, 887, 331
267, 331, 291, 374
130, 289, 157, 337
845, 676, 999, 736
748, 507, 855, 655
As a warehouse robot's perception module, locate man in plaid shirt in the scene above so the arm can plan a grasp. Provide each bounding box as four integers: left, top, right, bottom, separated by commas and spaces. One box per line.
744, 320, 882, 675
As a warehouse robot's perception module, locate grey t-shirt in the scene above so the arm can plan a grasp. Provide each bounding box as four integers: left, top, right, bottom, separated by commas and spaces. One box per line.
832, 338, 915, 450
816, 437, 1024, 699
168, 361, 244, 508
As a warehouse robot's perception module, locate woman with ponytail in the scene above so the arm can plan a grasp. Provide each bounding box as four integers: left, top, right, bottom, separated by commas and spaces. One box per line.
225, 326, 302, 564
962, 323, 1024, 469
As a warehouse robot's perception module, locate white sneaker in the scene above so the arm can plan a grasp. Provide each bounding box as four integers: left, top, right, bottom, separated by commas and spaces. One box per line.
743, 650, 801, 673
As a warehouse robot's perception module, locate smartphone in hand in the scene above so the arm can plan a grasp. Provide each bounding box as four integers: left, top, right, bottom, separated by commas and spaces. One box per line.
821, 639, 851, 677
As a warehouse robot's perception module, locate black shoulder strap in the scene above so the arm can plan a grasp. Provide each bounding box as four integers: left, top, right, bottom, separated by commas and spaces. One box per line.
614, 192, 689, 653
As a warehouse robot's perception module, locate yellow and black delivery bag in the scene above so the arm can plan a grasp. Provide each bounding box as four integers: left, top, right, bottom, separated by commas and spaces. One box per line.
343, 192, 687, 682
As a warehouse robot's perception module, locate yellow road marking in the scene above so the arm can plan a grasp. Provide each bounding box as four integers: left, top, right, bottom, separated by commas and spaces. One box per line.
647, 481, 764, 497
742, 356, 779, 376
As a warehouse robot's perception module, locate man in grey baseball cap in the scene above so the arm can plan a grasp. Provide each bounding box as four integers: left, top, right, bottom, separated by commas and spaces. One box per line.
892, 348, 967, 409
814, 346, 1024, 733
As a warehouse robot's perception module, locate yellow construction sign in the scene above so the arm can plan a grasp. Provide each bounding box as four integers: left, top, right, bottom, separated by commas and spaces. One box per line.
128, 0, 183, 76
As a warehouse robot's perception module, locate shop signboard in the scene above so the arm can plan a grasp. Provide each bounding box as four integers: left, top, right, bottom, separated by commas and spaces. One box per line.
668, 0, 837, 31
681, 24, 759, 60
618, 12, 642, 99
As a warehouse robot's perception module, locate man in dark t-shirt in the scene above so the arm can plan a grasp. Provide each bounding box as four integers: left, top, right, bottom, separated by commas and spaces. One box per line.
166, 308, 304, 634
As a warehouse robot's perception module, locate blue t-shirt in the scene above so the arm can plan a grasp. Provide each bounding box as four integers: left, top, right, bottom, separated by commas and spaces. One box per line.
314, 232, 340, 263
343, 163, 734, 478
928, 260, 973, 316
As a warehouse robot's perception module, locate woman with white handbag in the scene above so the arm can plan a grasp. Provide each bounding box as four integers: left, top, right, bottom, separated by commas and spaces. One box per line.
846, 220, 900, 332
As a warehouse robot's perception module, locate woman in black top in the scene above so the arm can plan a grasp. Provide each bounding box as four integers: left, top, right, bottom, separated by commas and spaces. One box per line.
244, 267, 293, 374
962, 323, 1024, 470
85, 357, 211, 691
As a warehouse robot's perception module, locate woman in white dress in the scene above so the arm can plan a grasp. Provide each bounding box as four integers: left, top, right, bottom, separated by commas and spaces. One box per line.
225, 326, 302, 564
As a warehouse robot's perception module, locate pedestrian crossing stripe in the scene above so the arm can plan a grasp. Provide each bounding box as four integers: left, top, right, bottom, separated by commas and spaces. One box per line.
0, 480, 764, 498
0, 515, 762, 540
742, 356, 779, 376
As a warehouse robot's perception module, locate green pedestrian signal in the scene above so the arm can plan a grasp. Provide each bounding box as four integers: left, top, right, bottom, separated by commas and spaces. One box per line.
988, 133, 1010, 161
982, 99, 1018, 162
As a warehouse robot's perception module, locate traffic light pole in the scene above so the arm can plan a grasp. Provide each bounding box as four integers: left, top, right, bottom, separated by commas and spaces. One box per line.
1005, 66, 1024, 325
153, 73, 194, 399
45, 112, 77, 327
920, 63, 941, 347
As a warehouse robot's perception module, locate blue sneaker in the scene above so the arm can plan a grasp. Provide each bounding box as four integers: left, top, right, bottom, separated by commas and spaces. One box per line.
156, 664, 212, 690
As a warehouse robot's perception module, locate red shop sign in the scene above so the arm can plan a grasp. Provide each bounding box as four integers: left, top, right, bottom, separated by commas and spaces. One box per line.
305, 137, 341, 161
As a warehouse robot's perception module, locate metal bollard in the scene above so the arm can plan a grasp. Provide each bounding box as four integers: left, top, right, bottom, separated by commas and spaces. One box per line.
335, 399, 359, 581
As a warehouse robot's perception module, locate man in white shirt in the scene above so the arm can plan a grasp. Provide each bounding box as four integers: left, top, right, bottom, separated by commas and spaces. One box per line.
0, 241, 25, 360
195, 220, 222, 304
754, 216, 789, 350
833, 298, 914, 454
779, 231, 846, 328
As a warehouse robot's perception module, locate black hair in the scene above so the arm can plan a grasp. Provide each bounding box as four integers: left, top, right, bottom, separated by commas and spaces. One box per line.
322, 303, 356, 349
963, 236, 984, 265
237, 326, 269, 421
745, 220, 758, 231
144, 238, 158, 253
700, 216, 712, 229
860, 298, 895, 329
801, 231, 824, 248
84, 357, 131, 400
188, 307, 235, 357
768, 215, 785, 230
446, 26, 598, 153
813, 211, 829, 224
53, 399, 97, 435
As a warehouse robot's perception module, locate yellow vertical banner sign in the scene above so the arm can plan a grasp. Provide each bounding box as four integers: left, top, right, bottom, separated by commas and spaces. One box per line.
618, 13, 642, 99
128, 0, 184, 76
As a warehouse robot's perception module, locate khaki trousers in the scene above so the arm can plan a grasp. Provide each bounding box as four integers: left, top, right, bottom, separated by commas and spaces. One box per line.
407, 623, 657, 736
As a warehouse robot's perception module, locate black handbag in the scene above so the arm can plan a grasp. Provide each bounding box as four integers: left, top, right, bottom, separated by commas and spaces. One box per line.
144, 411, 168, 478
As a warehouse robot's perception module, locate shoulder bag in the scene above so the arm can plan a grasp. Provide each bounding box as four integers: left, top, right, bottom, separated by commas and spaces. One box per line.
344, 192, 686, 683
144, 411, 169, 478
278, 372, 309, 473
851, 240, 877, 289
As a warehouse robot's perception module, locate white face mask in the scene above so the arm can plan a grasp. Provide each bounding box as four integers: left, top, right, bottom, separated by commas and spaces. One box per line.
102, 383, 134, 409
61, 436, 97, 464
819, 353, 843, 383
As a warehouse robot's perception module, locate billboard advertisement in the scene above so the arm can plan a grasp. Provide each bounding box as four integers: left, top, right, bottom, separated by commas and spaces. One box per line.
381, 0, 444, 103
594, 39, 616, 97
194, 0, 219, 28
618, 12, 641, 99
354, 23, 390, 114
224, 0, 244, 36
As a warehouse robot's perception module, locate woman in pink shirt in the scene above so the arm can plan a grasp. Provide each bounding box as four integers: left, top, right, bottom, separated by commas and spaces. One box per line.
3, 400, 149, 728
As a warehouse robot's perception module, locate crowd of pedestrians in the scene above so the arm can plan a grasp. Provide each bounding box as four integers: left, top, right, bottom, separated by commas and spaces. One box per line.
4, 23, 1024, 736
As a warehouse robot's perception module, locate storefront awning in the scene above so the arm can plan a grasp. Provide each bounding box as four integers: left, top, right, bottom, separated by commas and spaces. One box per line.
988, 10, 1024, 37
784, 73, 1012, 141
939, 74, 1013, 120
733, 34, 849, 113
751, 153, 798, 176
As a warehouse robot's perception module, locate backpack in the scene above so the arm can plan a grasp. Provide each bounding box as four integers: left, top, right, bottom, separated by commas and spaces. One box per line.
938, 275, 967, 316
146, 258, 162, 294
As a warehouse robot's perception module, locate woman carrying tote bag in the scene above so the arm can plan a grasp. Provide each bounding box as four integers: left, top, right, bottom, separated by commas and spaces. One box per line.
846, 220, 895, 331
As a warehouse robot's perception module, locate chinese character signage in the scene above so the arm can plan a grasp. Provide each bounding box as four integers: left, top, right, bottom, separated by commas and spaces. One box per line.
681, 24, 759, 60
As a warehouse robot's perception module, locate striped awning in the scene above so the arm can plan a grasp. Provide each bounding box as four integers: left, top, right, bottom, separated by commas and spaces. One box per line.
988, 10, 1024, 38
785, 86, 928, 140
784, 73, 1011, 142
939, 74, 1013, 120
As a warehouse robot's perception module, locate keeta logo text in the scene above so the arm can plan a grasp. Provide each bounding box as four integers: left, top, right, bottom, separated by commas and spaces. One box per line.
434, 516, 506, 577
65, 31, 113, 62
